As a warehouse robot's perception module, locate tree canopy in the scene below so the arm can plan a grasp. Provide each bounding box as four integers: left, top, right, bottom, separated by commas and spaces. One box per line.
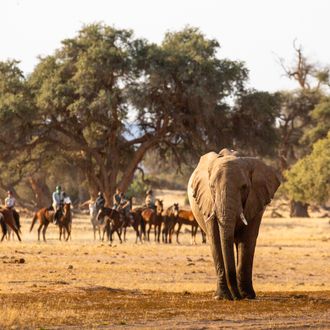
284, 132, 330, 205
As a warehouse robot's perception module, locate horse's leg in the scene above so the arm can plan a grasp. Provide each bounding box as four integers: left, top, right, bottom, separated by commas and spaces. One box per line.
5, 221, 21, 242
93, 224, 96, 240
42, 223, 49, 242
176, 223, 182, 244
116, 228, 122, 244
37, 224, 43, 241
192, 225, 197, 245
123, 227, 127, 242
157, 222, 162, 243
59, 226, 62, 241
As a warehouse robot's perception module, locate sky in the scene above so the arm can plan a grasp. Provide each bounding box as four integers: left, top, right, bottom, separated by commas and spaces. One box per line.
1, 0, 329, 92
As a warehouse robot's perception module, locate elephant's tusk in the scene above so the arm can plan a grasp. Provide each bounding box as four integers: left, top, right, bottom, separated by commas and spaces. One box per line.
240, 213, 248, 225
206, 211, 215, 223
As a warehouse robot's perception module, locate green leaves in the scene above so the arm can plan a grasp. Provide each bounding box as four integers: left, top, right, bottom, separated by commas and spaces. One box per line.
284, 133, 330, 204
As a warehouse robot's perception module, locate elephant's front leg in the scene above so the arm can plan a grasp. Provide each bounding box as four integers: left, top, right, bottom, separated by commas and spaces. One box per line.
236, 212, 262, 299
206, 217, 232, 300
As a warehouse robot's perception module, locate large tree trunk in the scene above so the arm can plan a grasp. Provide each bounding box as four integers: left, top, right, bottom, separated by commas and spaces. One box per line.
290, 200, 309, 217
28, 175, 51, 208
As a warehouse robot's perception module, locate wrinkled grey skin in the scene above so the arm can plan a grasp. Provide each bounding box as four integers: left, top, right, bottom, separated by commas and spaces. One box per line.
188, 148, 280, 300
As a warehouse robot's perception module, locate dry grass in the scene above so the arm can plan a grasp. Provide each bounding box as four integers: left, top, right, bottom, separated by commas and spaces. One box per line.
0, 205, 329, 329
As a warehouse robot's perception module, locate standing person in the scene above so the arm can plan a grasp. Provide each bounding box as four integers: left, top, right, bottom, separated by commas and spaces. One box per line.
5, 190, 20, 230
113, 188, 121, 209
52, 185, 63, 224
145, 189, 155, 209
95, 191, 105, 213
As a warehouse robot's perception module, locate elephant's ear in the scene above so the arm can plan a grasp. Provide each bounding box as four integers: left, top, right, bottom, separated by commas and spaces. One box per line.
244, 159, 281, 220
191, 152, 218, 221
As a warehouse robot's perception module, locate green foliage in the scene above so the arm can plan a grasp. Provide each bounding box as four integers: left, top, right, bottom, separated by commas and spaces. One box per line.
302, 97, 330, 145
126, 174, 148, 200
283, 133, 330, 204
231, 90, 281, 156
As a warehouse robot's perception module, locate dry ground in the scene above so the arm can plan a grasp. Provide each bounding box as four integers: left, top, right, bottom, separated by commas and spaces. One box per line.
0, 206, 329, 329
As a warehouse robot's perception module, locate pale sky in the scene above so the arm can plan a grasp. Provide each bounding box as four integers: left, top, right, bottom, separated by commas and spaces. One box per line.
1, 0, 329, 92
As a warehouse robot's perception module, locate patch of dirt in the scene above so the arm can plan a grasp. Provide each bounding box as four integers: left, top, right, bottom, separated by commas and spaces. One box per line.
0, 289, 329, 329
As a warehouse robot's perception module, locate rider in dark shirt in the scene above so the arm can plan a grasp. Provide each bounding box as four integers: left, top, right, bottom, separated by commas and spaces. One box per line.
95, 192, 105, 213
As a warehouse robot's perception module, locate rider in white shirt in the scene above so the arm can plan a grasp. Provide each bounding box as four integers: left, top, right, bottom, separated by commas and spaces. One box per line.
5, 190, 20, 230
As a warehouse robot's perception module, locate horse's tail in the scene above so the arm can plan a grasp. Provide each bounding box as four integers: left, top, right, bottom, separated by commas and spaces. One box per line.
0, 214, 7, 236
30, 213, 38, 232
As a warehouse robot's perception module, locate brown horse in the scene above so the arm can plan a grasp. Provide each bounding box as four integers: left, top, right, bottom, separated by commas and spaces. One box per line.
141, 199, 164, 242
30, 207, 56, 242
175, 209, 199, 245
97, 207, 124, 243
119, 208, 142, 243
162, 203, 179, 243
0, 208, 21, 242
58, 203, 72, 241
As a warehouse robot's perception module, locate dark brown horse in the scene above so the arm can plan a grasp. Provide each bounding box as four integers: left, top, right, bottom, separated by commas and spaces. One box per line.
162, 203, 179, 243
0, 208, 21, 242
58, 203, 72, 241
141, 199, 164, 242
97, 207, 124, 243
119, 208, 142, 243
30, 207, 56, 242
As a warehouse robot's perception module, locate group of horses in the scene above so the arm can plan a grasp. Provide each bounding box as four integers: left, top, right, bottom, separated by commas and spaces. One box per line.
0, 199, 206, 245
90, 199, 207, 245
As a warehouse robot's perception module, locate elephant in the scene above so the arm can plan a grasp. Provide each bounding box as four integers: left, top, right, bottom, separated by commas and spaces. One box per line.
187, 148, 281, 300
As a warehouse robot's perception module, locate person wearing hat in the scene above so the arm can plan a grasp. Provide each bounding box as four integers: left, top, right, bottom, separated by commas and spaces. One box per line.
5, 190, 20, 230
145, 189, 155, 209
52, 185, 63, 224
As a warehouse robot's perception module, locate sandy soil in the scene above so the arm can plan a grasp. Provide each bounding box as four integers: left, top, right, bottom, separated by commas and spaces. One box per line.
0, 209, 329, 329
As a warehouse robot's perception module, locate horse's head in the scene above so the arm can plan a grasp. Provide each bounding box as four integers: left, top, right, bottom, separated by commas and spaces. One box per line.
63, 203, 71, 215
173, 203, 179, 217
155, 199, 164, 216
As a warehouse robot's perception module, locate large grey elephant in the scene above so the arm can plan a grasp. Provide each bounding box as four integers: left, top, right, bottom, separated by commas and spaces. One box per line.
187, 148, 280, 300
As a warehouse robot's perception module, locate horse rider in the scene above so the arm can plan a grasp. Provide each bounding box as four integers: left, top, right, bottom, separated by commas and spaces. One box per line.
62, 191, 72, 205
113, 188, 121, 209
5, 190, 20, 230
52, 185, 64, 224
145, 189, 155, 210
119, 192, 134, 224
95, 191, 105, 213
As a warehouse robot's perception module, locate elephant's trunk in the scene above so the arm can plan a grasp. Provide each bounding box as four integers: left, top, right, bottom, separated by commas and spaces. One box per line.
218, 220, 241, 300
216, 187, 242, 300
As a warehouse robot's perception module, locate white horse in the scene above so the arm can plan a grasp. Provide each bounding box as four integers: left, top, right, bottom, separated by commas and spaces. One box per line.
89, 202, 101, 240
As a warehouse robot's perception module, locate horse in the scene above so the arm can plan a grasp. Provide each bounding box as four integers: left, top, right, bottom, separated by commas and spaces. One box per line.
162, 203, 179, 243
141, 199, 164, 242
0, 208, 21, 242
30, 207, 56, 242
118, 207, 142, 243
58, 203, 72, 241
97, 207, 124, 243
175, 209, 199, 245
4, 209, 21, 240
89, 202, 101, 240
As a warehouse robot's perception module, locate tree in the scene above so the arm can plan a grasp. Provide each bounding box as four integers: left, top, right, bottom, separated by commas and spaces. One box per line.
28, 24, 248, 204
277, 44, 329, 216
231, 90, 281, 157
284, 133, 330, 211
